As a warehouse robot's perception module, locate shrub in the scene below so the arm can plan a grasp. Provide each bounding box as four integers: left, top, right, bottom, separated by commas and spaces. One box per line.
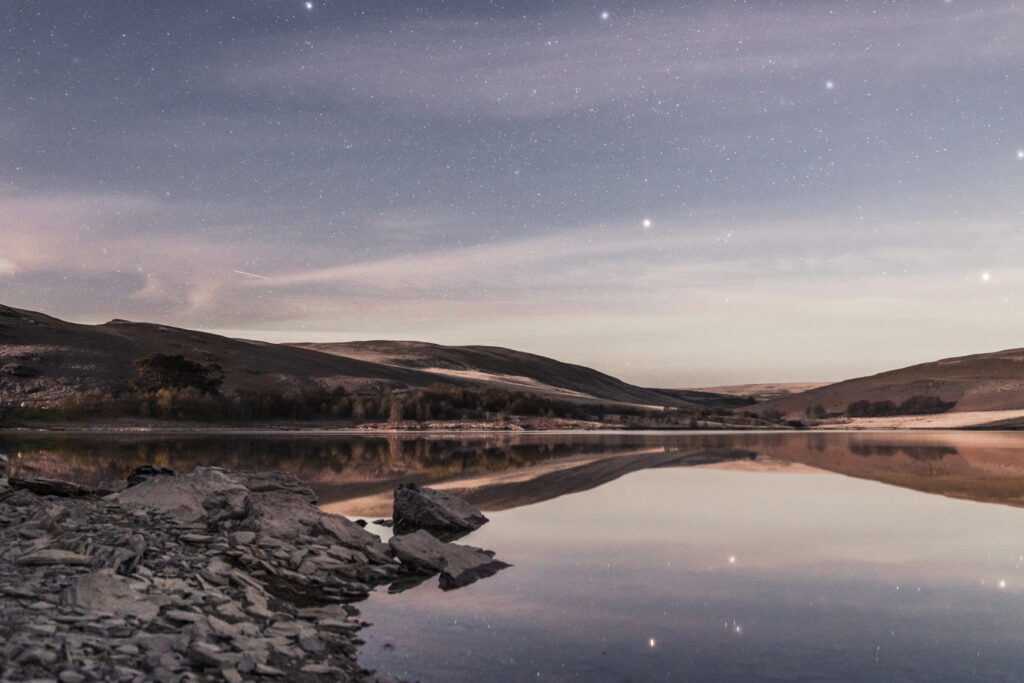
129, 354, 223, 395
846, 395, 955, 418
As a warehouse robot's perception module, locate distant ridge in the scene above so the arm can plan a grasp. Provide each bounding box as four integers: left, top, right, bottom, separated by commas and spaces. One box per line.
291, 341, 748, 409
763, 347, 1024, 417
0, 304, 732, 410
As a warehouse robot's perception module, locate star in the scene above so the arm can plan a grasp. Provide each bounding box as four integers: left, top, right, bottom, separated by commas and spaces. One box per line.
600, 11, 610, 20
304, 2, 314, 10
1017, 149, 1024, 160
825, 80, 835, 90
982, 272, 991, 282
642, 218, 652, 229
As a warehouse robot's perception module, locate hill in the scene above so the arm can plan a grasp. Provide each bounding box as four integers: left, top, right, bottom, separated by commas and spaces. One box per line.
0, 304, 736, 416
764, 347, 1024, 418
0, 304, 445, 406
291, 341, 745, 409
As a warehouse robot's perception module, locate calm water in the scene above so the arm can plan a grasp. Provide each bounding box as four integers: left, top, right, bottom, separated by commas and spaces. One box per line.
5, 430, 1024, 681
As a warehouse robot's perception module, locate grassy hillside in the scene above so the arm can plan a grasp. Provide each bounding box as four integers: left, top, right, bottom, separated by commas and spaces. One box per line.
0, 304, 750, 426
764, 347, 1024, 418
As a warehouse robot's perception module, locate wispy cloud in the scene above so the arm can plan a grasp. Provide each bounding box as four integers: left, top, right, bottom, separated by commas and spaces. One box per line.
237, 4, 1024, 120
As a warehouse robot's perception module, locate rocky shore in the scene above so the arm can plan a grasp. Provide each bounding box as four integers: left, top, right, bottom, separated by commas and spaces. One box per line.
0, 455, 508, 682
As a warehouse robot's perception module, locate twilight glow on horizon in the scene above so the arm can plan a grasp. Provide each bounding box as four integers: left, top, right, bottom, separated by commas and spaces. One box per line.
2, 1, 1023, 386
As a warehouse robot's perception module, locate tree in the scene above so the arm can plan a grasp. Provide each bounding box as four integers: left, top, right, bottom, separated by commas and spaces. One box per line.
389, 397, 405, 424
129, 354, 224, 395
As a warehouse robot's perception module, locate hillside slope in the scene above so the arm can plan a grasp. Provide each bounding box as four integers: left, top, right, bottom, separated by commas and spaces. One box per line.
0, 304, 719, 411
764, 347, 1024, 417
292, 340, 713, 408
0, 305, 449, 405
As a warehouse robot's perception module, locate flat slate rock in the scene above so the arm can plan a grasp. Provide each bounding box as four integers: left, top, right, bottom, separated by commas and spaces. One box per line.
9, 477, 95, 498
2, 466, 509, 681
389, 529, 510, 590
62, 570, 160, 622
17, 548, 91, 567
113, 465, 250, 524
393, 483, 489, 536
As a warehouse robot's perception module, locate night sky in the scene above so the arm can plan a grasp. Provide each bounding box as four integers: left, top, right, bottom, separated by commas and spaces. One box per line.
2, 1, 1023, 386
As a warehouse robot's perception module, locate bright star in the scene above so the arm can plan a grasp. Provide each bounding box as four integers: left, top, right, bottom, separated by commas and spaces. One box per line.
600, 10, 610, 20
825, 80, 835, 90
982, 272, 991, 282
728, 555, 737, 564
642, 218, 652, 229
648, 638, 656, 647
999, 579, 1007, 589
305, 1, 313, 9
1017, 149, 1024, 160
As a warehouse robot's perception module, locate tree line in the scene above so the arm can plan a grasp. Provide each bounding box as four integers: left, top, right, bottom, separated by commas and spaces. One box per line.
844, 395, 955, 418
3, 353, 759, 428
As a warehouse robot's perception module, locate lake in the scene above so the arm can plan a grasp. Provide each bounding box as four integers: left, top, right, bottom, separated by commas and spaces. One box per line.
5, 430, 1024, 681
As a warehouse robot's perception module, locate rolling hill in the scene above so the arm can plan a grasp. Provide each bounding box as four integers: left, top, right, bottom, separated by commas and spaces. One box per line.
290, 340, 746, 409
0, 304, 726, 411
764, 347, 1024, 418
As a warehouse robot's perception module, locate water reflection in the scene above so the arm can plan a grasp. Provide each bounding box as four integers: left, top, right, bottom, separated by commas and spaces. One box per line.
5, 430, 1024, 514
359, 466, 1024, 681
5, 430, 1024, 680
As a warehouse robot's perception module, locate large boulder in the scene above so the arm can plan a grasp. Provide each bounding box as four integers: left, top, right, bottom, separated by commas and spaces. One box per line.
393, 483, 488, 537
113, 466, 250, 525
388, 529, 510, 590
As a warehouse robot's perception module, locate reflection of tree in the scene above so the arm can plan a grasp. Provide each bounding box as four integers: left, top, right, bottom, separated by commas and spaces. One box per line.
0, 434, 655, 498
848, 444, 958, 461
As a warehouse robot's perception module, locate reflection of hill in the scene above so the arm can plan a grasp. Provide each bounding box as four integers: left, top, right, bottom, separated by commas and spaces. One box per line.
455, 448, 756, 511
324, 447, 758, 517
1, 433, 692, 504
7, 431, 1024, 512
751, 432, 1024, 509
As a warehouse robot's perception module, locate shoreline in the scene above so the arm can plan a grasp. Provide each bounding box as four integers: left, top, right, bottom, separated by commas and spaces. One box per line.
0, 462, 507, 681
0, 418, 779, 435
2, 420, 1022, 435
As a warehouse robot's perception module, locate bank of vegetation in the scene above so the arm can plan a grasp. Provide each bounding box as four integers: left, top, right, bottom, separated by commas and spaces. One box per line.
0, 353, 766, 430
843, 395, 955, 418
793, 396, 956, 421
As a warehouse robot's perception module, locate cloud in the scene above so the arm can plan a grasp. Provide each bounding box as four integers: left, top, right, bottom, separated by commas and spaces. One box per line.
235, 4, 1024, 120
